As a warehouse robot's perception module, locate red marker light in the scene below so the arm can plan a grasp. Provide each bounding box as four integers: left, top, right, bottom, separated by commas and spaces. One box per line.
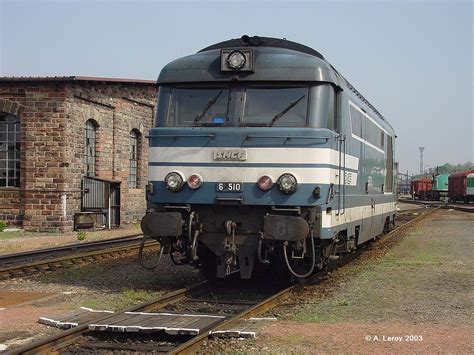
187, 174, 203, 189
257, 175, 274, 191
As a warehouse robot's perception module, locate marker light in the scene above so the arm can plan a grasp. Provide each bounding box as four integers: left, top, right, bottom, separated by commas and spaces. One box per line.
227, 50, 246, 70
187, 174, 203, 190
277, 173, 298, 194
257, 175, 274, 191
164, 171, 185, 192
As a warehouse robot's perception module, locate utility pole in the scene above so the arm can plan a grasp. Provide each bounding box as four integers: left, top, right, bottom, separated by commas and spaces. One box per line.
419, 147, 425, 174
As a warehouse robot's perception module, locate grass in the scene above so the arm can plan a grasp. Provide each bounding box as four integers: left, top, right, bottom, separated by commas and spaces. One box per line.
0, 230, 26, 240
292, 218, 474, 325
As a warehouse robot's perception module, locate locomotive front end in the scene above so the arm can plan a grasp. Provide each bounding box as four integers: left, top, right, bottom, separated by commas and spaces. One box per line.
141, 36, 349, 280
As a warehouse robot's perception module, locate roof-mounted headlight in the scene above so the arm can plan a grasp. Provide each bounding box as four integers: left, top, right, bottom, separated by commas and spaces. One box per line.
164, 171, 185, 192
227, 50, 246, 70
220, 49, 254, 72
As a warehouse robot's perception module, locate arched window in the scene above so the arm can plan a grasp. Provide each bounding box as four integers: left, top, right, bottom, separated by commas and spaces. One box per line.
84, 120, 97, 176
129, 130, 139, 188
0, 113, 20, 187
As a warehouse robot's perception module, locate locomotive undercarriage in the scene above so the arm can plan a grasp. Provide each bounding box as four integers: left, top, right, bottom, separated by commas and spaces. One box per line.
140, 204, 360, 280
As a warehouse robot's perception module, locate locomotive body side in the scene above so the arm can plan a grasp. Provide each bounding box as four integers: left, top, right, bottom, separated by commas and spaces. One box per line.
410, 178, 432, 200
432, 173, 449, 200
142, 37, 397, 280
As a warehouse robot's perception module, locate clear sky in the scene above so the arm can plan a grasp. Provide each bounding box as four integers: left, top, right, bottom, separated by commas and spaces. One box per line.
1, 0, 472, 175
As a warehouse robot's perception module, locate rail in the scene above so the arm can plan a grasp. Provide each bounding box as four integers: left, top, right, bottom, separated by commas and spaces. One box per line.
0, 234, 159, 279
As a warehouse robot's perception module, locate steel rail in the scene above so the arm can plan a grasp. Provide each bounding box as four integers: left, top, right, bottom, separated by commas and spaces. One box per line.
399, 198, 474, 213
0, 233, 143, 265
171, 285, 294, 354
0, 239, 159, 279
6, 281, 209, 355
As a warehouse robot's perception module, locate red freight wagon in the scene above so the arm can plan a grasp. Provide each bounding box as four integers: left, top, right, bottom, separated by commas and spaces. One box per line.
448, 170, 474, 203
410, 178, 432, 200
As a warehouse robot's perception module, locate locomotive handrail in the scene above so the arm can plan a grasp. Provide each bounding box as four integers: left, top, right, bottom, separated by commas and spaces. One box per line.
245, 135, 330, 142
146, 134, 215, 140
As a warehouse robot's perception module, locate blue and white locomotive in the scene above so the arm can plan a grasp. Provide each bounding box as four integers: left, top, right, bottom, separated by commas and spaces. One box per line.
141, 36, 397, 280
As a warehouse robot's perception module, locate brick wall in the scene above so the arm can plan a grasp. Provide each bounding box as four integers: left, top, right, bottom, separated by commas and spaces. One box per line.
0, 79, 157, 232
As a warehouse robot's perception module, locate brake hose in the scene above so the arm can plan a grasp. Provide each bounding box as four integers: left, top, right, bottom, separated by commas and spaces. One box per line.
138, 235, 164, 270
283, 236, 316, 279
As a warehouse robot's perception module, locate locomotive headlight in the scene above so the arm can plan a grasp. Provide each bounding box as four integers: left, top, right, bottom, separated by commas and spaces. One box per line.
257, 175, 274, 191
187, 174, 203, 190
277, 173, 298, 194
164, 171, 185, 192
227, 50, 246, 70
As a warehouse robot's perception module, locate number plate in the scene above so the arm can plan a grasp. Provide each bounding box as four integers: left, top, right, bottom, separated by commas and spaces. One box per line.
216, 182, 242, 192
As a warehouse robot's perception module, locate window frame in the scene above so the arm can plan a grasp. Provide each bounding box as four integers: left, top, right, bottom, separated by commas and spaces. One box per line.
84, 119, 97, 177
129, 130, 139, 189
0, 113, 21, 188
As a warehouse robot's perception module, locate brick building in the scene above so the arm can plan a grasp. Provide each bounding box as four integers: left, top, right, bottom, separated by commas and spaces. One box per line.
0, 77, 157, 232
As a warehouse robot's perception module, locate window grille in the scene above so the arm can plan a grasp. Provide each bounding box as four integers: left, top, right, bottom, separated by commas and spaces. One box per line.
129, 130, 138, 188
84, 120, 97, 176
0, 113, 20, 187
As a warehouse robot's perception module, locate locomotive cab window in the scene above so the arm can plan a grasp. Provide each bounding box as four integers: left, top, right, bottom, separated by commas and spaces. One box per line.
241, 87, 308, 127
158, 84, 340, 128
165, 87, 231, 126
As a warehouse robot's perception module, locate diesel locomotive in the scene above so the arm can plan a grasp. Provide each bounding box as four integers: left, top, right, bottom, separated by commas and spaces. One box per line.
141, 36, 397, 280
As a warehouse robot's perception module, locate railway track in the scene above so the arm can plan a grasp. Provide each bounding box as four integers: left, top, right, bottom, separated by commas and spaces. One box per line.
0, 234, 158, 279
398, 197, 474, 213
7, 207, 435, 355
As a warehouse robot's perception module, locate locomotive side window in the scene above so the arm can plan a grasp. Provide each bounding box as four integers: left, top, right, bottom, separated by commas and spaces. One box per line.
349, 102, 386, 152
385, 136, 394, 192
307, 84, 335, 130
242, 87, 308, 127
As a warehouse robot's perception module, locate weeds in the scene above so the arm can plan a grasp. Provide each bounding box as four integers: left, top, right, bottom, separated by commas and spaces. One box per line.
76, 231, 87, 241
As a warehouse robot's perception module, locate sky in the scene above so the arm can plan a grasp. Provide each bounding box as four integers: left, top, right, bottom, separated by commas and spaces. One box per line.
1, 0, 472, 175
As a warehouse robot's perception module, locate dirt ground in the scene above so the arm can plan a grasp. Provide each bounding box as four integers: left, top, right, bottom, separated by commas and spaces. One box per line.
0, 248, 203, 351
205, 208, 473, 353
1, 206, 472, 352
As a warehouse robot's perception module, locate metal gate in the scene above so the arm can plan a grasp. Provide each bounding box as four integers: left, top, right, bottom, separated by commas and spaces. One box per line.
81, 176, 120, 228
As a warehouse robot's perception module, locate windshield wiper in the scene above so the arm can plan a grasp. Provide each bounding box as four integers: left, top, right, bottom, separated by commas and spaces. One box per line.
270, 95, 306, 126
194, 90, 224, 124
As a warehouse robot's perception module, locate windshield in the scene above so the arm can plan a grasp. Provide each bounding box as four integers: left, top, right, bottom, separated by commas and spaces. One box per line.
164, 88, 230, 126
157, 85, 311, 127
242, 87, 308, 127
